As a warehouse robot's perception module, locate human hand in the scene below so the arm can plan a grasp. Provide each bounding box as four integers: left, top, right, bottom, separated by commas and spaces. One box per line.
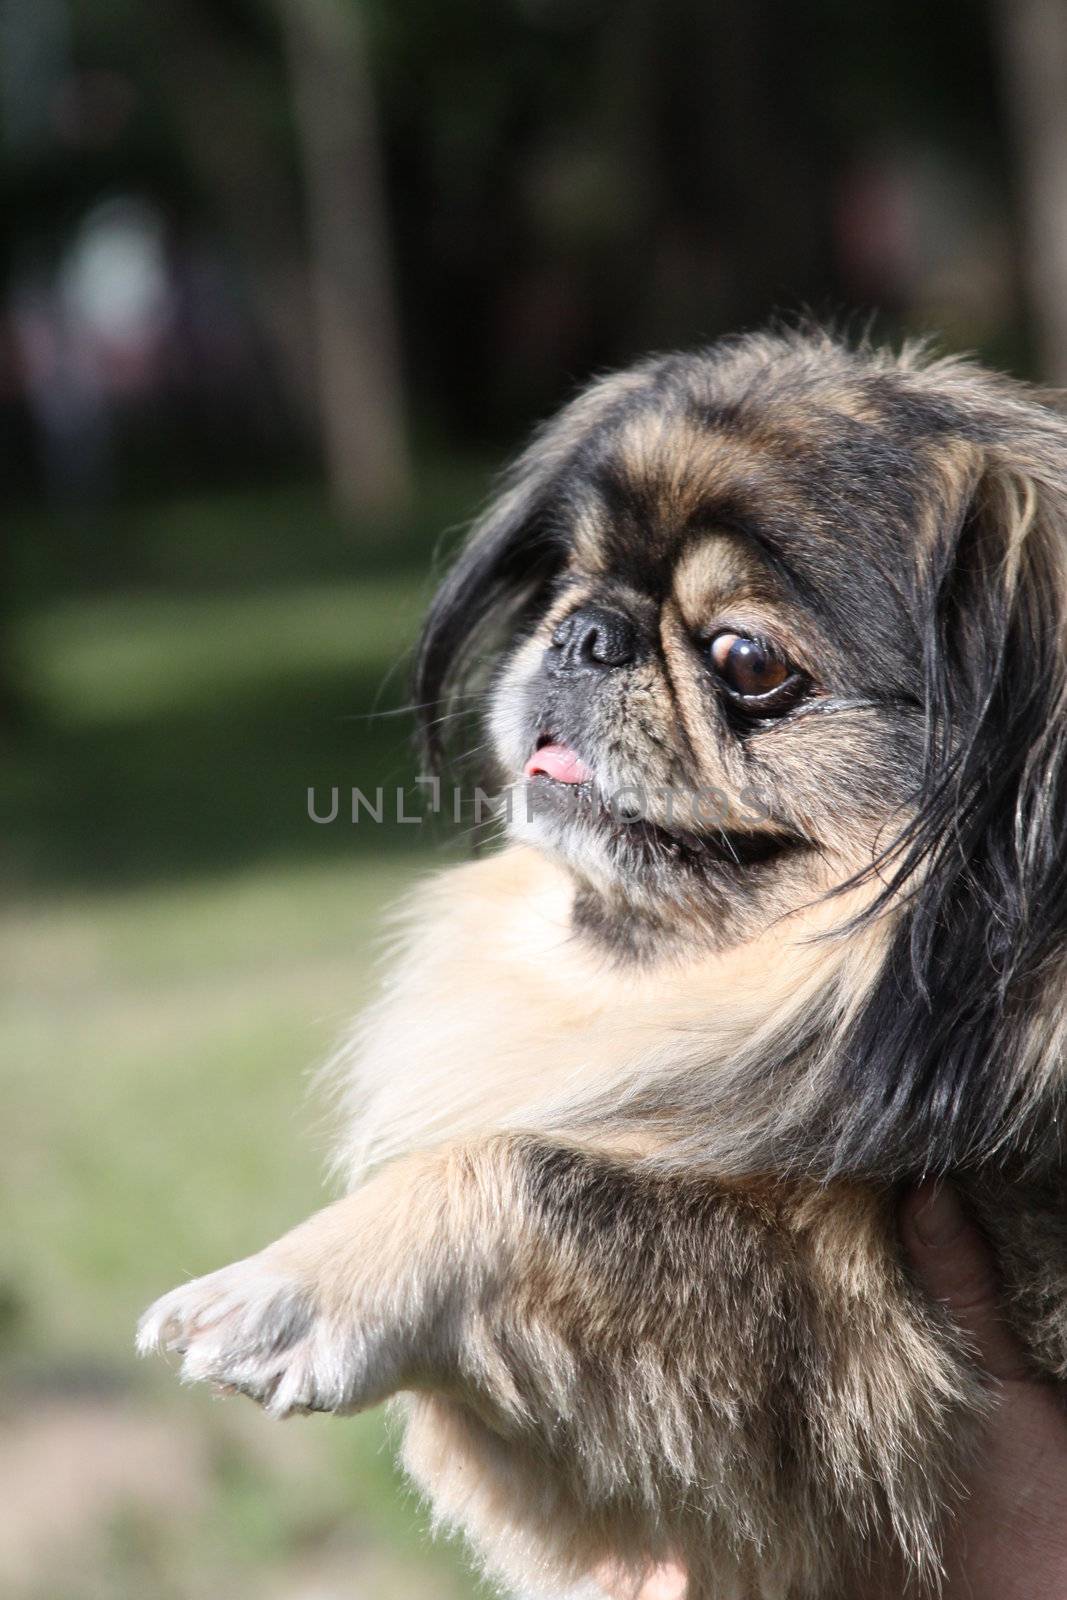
899, 1180, 1067, 1598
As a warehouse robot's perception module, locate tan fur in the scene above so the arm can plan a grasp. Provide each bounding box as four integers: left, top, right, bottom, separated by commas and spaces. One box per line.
611, 409, 773, 537
670, 535, 782, 626
324, 846, 890, 1187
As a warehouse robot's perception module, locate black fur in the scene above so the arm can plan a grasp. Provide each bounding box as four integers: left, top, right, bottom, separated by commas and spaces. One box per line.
830, 470, 1067, 1176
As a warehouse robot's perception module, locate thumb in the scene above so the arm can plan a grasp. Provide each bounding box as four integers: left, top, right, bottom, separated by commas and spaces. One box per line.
899, 1180, 1030, 1383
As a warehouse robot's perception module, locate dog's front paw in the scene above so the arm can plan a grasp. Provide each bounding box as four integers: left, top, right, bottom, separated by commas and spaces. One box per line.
137, 1253, 365, 1418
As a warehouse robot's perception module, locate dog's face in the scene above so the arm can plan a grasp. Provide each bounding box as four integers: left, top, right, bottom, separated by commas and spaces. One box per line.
420, 334, 1067, 966
483, 372, 938, 952
418, 330, 1067, 1169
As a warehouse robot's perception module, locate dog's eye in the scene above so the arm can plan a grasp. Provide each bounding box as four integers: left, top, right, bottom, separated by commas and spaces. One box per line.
708, 632, 804, 712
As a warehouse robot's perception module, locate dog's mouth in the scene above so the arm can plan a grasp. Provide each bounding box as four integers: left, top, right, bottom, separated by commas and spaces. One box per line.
524, 737, 594, 786
521, 735, 801, 871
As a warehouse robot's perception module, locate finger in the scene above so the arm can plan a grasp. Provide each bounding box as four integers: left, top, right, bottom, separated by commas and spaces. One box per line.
595, 1559, 688, 1599
639, 1567, 687, 1600
899, 1180, 1031, 1382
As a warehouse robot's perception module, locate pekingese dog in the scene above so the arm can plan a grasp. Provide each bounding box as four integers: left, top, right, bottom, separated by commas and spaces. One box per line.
140, 328, 1067, 1599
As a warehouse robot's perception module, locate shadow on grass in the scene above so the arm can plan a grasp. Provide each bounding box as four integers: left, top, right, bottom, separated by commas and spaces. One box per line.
1, 660, 481, 893
3, 471, 501, 896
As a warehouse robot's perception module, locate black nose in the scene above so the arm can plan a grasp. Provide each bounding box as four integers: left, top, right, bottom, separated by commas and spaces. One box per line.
548, 604, 641, 673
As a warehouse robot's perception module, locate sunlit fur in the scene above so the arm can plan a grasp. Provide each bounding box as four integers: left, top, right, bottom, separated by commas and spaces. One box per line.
141, 330, 1067, 1600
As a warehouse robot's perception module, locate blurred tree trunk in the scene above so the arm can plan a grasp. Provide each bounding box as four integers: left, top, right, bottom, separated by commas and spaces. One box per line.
156, 4, 317, 427
997, 0, 1067, 383
278, 0, 410, 516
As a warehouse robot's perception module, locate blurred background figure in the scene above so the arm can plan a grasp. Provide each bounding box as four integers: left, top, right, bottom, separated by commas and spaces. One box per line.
1, 2, 1065, 1597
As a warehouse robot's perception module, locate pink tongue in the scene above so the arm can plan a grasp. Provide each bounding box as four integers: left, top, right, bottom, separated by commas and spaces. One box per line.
524, 742, 593, 784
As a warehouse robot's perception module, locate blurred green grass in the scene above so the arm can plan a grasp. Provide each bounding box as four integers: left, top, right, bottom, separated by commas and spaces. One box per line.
0, 482, 488, 1599
3, 477, 490, 893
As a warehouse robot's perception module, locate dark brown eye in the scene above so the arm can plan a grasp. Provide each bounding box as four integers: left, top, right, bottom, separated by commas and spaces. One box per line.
708, 631, 802, 710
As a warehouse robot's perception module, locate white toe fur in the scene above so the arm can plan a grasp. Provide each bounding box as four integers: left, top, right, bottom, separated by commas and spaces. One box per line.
137, 1255, 351, 1418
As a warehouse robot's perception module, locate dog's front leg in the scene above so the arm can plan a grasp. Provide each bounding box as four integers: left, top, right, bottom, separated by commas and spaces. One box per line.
137, 1133, 679, 1424
139, 1136, 978, 1594
136, 1141, 507, 1417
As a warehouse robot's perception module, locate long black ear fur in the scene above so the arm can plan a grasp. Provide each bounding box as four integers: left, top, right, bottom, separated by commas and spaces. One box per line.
829, 448, 1067, 1177
413, 467, 565, 770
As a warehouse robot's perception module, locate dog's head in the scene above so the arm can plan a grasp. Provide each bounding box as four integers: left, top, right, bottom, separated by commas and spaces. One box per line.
416, 330, 1067, 1173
